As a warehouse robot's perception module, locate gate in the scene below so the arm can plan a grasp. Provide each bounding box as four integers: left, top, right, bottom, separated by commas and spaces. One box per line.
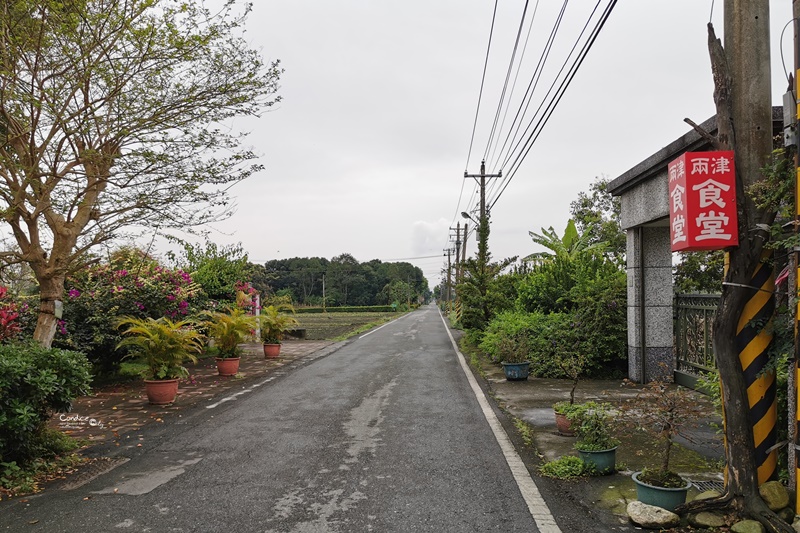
674, 293, 720, 389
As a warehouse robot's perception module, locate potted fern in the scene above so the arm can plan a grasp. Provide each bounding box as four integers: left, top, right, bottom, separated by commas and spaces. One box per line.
203, 307, 257, 376
117, 316, 204, 404
256, 303, 299, 359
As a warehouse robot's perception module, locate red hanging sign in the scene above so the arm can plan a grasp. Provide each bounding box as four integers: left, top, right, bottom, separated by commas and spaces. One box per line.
668, 151, 739, 251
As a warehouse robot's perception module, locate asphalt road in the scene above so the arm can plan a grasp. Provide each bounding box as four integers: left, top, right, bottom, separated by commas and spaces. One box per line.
0, 305, 570, 533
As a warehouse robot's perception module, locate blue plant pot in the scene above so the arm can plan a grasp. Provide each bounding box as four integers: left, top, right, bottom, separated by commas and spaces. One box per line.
632, 471, 691, 511
577, 447, 617, 475
501, 361, 530, 381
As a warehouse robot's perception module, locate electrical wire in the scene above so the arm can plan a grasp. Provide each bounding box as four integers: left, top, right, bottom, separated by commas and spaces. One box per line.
482, 0, 532, 163
497, 0, 600, 175
490, 0, 569, 175
487, 0, 541, 169
464, 0, 500, 172
490, 0, 617, 210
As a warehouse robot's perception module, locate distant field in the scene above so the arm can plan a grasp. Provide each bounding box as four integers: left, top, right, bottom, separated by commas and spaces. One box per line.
295, 312, 400, 340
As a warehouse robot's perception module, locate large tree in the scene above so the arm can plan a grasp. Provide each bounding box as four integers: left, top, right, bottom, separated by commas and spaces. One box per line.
0, 0, 281, 346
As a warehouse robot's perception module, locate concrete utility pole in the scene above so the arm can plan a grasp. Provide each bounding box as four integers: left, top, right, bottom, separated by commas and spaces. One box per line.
446, 249, 452, 313
461, 222, 468, 273
720, 0, 778, 488
451, 223, 462, 286
793, 0, 800, 507
464, 160, 501, 274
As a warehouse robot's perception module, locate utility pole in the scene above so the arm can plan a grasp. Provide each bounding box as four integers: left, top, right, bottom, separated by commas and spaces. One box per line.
462, 223, 468, 257
446, 249, 452, 314
464, 160, 501, 326
793, 0, 800, 508
464, 160, 502, 270
450, 223, 462, 287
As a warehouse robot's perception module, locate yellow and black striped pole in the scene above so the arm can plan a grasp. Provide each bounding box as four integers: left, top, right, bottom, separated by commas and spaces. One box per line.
795, 15, 800, 509
736, 250, 777, 485
794, 13, 800, 509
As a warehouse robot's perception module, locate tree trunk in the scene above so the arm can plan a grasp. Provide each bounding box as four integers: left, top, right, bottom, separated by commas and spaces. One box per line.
680, 21, 792, 533
32, 273, 66, 348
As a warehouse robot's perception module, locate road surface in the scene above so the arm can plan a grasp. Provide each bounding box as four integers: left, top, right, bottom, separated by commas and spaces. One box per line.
0, 305, 568, 532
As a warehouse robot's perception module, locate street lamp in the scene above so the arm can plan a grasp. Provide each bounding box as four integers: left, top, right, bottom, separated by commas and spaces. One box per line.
461, 211, 476, 223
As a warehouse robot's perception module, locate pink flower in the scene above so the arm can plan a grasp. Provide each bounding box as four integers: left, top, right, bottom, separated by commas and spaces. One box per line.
167, 294, 176, 301
68, 288, 81, 299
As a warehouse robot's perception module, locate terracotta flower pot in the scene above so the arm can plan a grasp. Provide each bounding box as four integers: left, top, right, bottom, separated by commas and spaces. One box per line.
216, 357, 240, 376
555, 411, 575, 436
263, 343, 281, 359
144, 379, 179, 405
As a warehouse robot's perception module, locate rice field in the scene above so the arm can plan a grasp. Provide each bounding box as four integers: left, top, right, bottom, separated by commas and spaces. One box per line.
294, 311, 401, 340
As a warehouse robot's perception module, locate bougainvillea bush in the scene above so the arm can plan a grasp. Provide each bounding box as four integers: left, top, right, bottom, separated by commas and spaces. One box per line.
54, 249, 207, 373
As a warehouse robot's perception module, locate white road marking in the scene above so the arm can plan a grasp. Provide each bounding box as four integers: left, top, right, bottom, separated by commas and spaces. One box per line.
438, 308, 562, 533
205, 376, 276, 409
358, 313, 409, 339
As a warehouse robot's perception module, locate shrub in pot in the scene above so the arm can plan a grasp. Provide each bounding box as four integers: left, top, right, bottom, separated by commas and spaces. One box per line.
256, 303, 299, 359
495, 331, 531, 381
570, 402, 619, 475
203, 307, 257, 376
117, 317, 203, 404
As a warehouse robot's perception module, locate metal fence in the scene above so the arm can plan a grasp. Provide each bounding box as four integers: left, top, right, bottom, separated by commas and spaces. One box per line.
674, 293, 720, 389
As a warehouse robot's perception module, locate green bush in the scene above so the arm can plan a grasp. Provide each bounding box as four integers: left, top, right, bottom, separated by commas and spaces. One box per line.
480, 311, 578, 377
0, 343, 92, 465
480, 303, 626, 378
55, 251, 206, 373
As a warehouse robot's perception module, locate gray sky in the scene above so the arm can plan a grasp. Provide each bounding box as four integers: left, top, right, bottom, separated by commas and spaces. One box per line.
190, 0, 793, 289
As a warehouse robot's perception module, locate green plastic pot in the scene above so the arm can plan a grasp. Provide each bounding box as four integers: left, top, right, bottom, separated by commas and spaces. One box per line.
577, 447, 617, 475
632, 471, 691, 511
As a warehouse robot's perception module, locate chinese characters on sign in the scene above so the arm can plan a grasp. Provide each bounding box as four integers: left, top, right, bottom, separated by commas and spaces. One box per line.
668, 151, 738, 251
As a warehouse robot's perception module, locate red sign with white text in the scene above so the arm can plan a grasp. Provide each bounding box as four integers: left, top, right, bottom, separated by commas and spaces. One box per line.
668, 151, 738, 251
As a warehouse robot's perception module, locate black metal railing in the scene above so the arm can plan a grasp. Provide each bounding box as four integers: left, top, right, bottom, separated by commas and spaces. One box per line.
674, 293, 720, 388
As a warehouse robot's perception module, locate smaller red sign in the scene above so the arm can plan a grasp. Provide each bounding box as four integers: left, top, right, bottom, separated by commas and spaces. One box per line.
668, 151, 738, 251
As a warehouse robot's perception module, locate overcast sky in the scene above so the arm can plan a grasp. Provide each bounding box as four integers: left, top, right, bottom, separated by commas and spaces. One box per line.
182, 0, 793, 289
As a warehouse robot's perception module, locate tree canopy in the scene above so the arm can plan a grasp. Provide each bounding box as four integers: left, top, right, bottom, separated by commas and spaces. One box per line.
0, 0, 282, 345
264, 255, 429, 308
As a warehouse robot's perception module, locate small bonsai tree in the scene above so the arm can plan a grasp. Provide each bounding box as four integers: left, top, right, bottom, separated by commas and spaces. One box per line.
553, 350, 588, 415
620, 377, 705, 487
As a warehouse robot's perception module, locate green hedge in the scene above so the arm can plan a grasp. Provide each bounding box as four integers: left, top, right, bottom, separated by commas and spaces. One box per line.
480, 306, 626, 378
480, 311, 578, 377
0, 343, 92, 465
296, 305, 397, 314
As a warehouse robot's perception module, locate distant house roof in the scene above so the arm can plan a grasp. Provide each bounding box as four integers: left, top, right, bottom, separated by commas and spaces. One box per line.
608, 106, 784, 197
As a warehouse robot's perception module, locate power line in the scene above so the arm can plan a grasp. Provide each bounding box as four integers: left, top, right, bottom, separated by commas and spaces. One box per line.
481, 0, 532, 162
489, 0, 618, 209
464, 0, 500, 172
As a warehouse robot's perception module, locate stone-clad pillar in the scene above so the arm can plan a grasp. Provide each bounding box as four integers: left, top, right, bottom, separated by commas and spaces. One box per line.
626, 225, 674, 382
